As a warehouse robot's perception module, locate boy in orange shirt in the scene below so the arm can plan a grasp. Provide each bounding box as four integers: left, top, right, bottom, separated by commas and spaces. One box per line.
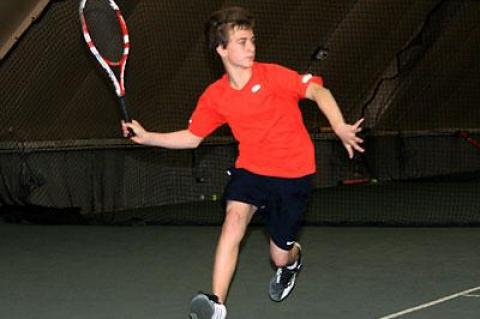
123, 6, 364, 319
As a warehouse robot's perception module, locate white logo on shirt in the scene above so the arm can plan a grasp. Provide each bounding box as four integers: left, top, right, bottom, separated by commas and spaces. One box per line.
302, 74, 313, 84
251, 84, 261, 93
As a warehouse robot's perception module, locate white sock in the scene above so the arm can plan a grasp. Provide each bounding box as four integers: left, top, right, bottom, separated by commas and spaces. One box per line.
286, 260, 298, 270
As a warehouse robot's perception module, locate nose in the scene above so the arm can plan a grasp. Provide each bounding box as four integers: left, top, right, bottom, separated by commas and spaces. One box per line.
247, 39, 255, 52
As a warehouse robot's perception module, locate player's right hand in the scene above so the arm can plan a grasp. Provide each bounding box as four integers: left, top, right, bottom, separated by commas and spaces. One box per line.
121, 120, 147, 144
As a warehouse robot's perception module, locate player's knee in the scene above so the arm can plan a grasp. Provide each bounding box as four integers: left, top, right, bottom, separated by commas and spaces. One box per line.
221, 209, 248, 242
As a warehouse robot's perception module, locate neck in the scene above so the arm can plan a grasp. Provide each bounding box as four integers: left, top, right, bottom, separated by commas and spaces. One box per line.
225, 63, 253, 90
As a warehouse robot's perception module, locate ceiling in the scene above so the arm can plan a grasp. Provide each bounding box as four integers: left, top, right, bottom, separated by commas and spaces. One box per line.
0, 0, 52, 60
0, 0, 479, 143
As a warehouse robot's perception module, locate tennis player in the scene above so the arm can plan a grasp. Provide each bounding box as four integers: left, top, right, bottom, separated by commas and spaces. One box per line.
123, 6, 364, 319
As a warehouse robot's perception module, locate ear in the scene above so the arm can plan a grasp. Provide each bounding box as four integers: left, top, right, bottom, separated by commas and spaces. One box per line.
216, 45, 227, 58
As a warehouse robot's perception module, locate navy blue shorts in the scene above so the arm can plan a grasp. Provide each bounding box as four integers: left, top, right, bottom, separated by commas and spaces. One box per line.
223, 168, 312, 251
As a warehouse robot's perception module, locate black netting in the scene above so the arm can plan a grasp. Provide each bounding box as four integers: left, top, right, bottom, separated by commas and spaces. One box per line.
0, 0, 479, 225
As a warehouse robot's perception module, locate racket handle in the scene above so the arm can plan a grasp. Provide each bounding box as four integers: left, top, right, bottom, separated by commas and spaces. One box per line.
119, 96, 135, 137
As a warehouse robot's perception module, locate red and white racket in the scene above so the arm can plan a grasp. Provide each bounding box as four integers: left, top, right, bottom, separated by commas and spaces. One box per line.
79, 0, 133, 135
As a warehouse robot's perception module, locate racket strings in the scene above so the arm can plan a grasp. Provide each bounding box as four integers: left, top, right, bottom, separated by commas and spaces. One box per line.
83, 0, 124, 62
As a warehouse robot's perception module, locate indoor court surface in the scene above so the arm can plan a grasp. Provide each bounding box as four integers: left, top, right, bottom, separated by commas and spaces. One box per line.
1, 222, 479, 319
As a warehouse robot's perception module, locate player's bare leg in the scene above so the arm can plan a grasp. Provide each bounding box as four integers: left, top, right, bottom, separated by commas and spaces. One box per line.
213, 201, 256, 302
190, 201, 255, 319
269, 240, 303, 302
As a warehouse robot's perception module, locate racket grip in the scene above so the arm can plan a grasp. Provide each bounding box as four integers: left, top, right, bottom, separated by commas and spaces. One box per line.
119, 96, 135, 137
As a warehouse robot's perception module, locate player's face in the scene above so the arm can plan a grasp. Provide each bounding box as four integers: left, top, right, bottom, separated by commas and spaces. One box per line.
217, 27, 256, 69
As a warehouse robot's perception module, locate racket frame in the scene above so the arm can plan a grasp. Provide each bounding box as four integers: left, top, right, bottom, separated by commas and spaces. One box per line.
79, 0, 132, 123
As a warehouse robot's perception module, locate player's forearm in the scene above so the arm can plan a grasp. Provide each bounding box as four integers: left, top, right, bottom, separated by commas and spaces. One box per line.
312, 87, 346, 133
142, 129, 202, 149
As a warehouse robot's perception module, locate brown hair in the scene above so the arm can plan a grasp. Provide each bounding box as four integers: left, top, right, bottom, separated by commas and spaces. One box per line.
205, 6, 255, 52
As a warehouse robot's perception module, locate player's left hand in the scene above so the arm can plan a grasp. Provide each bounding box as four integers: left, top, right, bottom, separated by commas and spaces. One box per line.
334, 118, 365, 159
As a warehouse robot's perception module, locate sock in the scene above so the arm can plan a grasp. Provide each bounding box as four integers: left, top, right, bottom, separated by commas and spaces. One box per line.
286, 260, 298, 270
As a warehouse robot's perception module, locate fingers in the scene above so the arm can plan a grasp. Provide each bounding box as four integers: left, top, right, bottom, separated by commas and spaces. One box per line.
121, 121, 130, 137
121, 120, 137, 138
121, 120, 147, 144
345, 129, 364, 146
352, 119, 365, 153
353, 118, 365, 128
341, 119, 366, 158
354, 136, 364, 144
352, 142, 365, 153
349, 133, 365, 153
344, 140, 365, 158
345, 144, 354, 159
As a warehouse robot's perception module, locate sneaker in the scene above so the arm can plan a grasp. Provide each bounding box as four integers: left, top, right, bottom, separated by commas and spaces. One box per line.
190, 292, 227, 319
268, 242, 302, 302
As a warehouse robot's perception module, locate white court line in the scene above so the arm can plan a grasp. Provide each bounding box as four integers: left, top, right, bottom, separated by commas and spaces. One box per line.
378, 286, 480, 319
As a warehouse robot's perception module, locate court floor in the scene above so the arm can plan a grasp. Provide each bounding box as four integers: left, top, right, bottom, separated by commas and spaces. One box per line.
0, 223, 479, 319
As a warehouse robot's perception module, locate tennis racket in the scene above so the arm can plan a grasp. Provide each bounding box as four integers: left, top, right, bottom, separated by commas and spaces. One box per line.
79, 0, 133, 136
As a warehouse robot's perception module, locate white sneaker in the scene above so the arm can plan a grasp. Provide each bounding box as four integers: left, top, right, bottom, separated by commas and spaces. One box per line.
190, 293, 227, 319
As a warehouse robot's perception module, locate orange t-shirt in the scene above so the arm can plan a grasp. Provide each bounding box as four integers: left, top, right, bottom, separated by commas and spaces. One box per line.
188, 62, 323, 178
